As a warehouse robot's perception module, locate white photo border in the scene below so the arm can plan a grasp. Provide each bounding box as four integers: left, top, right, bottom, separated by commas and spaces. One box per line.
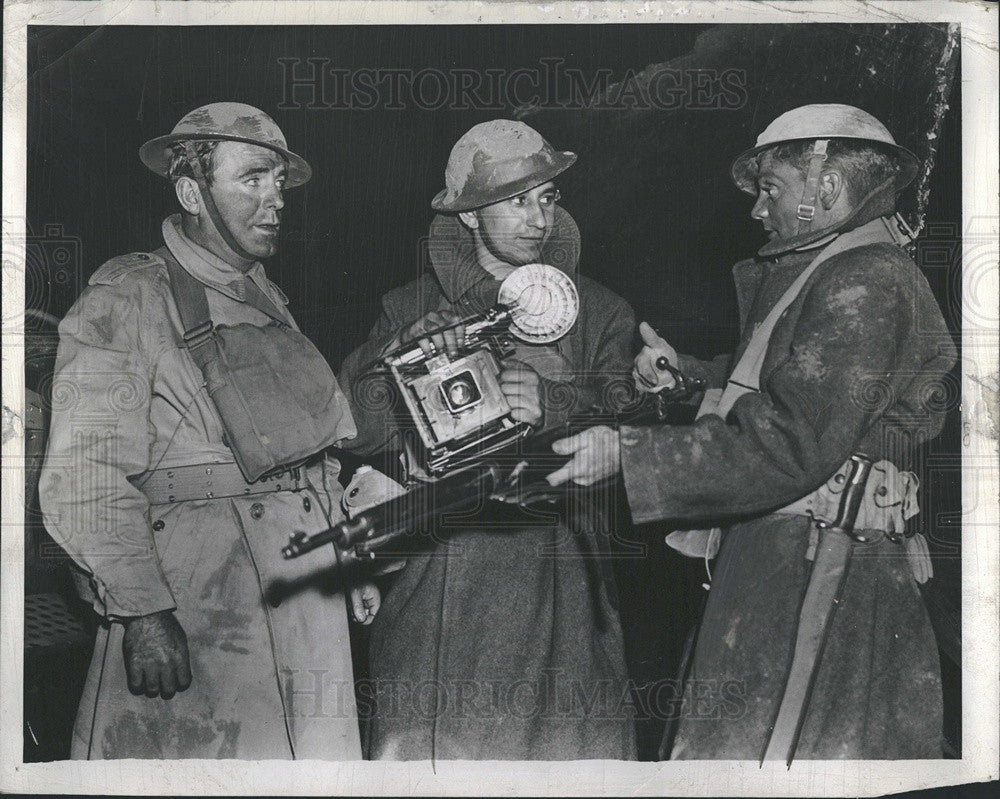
2, 1, 997, 795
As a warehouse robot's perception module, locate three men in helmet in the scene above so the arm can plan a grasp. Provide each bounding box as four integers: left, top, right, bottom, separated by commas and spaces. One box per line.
40, 98, 955, 763
40, 103, 375, 759
338, 120, 638, 760
548, 104, 956, 759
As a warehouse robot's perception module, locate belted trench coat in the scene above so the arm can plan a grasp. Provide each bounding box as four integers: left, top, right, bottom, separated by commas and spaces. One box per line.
40, 216, 362, 759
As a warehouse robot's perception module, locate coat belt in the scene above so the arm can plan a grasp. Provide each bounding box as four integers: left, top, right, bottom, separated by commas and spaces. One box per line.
129, 461, 305, 505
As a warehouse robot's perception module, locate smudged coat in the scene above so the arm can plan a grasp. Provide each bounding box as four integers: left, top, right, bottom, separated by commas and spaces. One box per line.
338, 209, 639, 760
39, 217, 361, 759
619, 238, 957, 758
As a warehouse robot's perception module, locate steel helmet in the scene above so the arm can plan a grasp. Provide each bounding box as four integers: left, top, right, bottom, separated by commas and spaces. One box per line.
432, 120, 576, 213
731, 104, 918, 195
139, 102, 312, 187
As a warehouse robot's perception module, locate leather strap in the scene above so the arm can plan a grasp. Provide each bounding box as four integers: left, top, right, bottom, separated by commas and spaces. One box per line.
182, 141, 257, 263
761, 527, 853, 764
698, 217, 902, 421
796, 138, 829, 234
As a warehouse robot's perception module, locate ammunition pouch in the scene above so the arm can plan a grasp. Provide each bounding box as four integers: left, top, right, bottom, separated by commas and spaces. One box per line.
164, 251, 356, 482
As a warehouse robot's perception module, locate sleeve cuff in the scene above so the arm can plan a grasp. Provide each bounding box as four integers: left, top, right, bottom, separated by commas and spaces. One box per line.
620, 424, 671, 524
88, 559, 177, 620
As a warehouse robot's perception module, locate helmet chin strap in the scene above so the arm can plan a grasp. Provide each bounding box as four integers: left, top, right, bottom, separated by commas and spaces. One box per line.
759, 171, 910, 258
795, 138, 829, 235
183, 141, 258, 264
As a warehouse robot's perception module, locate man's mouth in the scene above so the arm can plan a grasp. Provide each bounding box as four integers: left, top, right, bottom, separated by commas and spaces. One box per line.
254, 223, 280, 236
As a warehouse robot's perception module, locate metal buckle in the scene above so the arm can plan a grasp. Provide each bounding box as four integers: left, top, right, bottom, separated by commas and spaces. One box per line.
183, 320, 214, 348
796, 204, 816, 222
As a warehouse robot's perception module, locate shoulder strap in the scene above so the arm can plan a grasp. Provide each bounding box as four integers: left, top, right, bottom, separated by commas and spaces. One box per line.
243, 278, 290, 326
701, 218, 901, 420
161, 250, 216, 368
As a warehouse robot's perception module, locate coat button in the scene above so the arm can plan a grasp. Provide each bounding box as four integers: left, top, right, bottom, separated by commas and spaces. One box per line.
302, 496, 311, 512
250, 502, 265, 520
152, 519, 165, 531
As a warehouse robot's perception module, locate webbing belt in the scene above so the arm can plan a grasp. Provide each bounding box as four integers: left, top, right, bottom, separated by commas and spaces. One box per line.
130, 461, 305, 506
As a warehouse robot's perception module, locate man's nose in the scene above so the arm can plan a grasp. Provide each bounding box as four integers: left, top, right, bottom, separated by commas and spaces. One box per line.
751, 192, 768, 221
525, 202, 547, 230
264, 181, 285, 211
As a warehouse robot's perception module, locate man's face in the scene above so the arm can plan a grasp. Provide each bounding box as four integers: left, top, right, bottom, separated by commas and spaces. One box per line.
205, 141, 287, 259
475, 181, 559, 267
750, 151, 809, 241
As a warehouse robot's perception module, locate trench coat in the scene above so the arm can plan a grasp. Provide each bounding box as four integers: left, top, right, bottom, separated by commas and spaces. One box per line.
619, 221, 957, 759
338, 208, 639, 760
39, 215, 362, 760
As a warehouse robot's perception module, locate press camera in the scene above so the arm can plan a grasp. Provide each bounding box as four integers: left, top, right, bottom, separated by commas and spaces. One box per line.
383, 263, 579, 476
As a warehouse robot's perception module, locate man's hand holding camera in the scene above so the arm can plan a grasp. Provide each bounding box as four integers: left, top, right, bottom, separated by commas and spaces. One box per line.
394, 310, 544, 428
498, 358, 543, 428
393, 310, 467, 357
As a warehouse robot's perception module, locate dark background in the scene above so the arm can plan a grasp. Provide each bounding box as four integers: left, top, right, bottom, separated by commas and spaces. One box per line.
24, 23, 962, 760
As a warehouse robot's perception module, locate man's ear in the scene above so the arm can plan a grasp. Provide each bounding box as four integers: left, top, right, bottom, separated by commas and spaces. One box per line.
819, 168, 844, 210
175, 176, 201, 216
458, 210, 479, 230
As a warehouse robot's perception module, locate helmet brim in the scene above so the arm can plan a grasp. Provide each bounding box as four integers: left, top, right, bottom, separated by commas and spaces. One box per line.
139, 132, 312, 188
730, 137, 919, 196
431, 151, 577, 213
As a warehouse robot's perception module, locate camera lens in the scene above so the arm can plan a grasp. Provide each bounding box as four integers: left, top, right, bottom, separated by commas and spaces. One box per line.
449, 381, 474, 406
441, 371, 482, 412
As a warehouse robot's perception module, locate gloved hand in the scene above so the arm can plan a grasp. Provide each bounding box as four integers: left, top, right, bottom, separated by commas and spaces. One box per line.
349, 581, 381, 625
122, 610, 192, 699
632, 321, 679, 393
499, 358, 544, 427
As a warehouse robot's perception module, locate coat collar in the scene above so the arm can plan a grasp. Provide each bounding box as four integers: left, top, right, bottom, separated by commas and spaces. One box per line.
161, 214, 288, 306
425, 205, 581, 313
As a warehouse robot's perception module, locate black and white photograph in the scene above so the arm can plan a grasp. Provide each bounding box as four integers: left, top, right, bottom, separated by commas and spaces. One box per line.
2, 1, 997, 795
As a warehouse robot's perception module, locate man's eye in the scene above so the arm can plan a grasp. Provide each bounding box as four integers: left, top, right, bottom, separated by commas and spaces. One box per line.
510, 196, 526, 207
540, 191, 561, 206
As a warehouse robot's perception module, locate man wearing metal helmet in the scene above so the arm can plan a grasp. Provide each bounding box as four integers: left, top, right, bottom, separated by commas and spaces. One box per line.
338, 120, 638, 760
548, 105, 956, 759
39, 103, 373, 759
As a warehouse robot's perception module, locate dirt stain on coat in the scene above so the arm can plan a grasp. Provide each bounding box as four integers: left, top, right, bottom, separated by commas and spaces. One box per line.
103, 709, 240, 759
724, 615, 740, 649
